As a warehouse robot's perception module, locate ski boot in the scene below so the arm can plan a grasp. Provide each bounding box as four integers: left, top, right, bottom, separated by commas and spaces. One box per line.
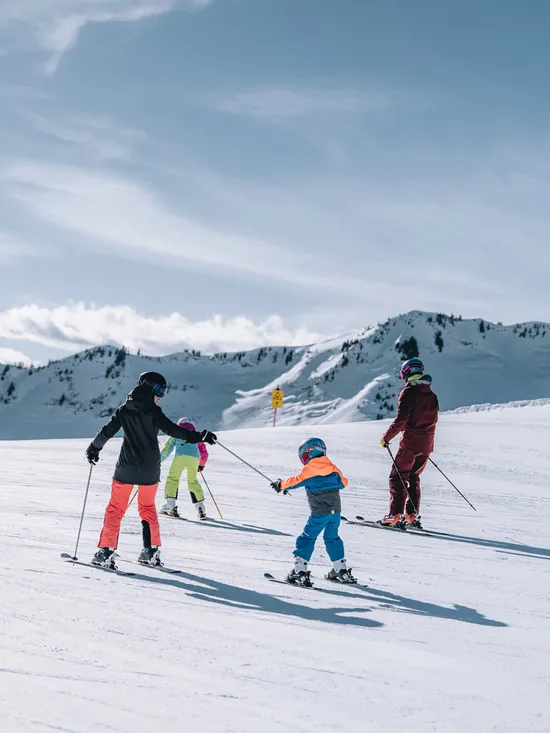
326, 558, 357, 584
92, 547, 117, 569
287, 557, 313, 587
379, 513, 405, 528
196, 501, 207, 520
405, 512, 423, 529
138, 546, 163, 567
286, 569, 313, 587
161, 499, 180, 518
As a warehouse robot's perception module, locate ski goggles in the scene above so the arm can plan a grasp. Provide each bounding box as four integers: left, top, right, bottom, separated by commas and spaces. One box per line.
153, 384, 167, 399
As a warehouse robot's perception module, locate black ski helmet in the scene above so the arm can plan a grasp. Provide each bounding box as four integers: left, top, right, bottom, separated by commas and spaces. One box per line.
138, 371, 167, 398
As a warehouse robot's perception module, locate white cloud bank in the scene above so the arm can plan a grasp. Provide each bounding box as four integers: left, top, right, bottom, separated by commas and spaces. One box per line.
0, 303, 323, 355
0, 347, 32, 367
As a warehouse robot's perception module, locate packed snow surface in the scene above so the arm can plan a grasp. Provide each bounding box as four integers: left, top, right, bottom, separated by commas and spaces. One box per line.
1, 403, 549, 732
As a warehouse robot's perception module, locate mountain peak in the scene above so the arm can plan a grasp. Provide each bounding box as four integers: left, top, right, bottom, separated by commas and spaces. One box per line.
1, 310, 550, 438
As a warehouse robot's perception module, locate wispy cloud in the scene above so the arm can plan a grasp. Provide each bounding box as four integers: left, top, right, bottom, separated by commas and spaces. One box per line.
21, 110, 146, 161
210, 86, 402, 120
0, 232, 48, 264
0, 302, 322, 355
2, 159, 372, 295
0, 0, 213, 74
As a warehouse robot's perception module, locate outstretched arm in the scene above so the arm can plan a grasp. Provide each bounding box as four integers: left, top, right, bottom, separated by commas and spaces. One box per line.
280, 464, 312, 492
154, 408, 217, 444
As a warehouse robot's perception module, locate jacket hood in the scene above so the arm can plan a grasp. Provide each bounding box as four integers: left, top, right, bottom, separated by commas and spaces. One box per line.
408, 373, 432, 386
407, 374, 433, 392
126, 383, 155, 414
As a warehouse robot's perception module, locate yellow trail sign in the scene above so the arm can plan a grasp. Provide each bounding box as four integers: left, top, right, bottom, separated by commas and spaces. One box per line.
271, 389, 284, 409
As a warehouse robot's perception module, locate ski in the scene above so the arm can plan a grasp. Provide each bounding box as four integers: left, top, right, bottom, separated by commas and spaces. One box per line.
60, 553, 136, 576
402, 526, 460, 539
160, 513, 211, 523
117, 557, 182, 574
347, 516, 442, 538
323, 573, 359, 586
264, 572, 315, 589
341, 516, 407, 533
355, 514, 408, 531
264, 572, 366, 591
320, 575, 367, 589
355, 515, 457, 538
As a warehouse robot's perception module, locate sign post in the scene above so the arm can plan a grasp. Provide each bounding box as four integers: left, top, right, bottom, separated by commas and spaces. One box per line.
271, 388, 284, 427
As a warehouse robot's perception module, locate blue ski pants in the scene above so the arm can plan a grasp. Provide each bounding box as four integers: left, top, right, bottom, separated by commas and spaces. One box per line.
294, 512, 345, 563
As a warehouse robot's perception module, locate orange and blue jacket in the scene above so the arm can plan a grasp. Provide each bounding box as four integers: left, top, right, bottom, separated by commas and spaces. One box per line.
281, 455, 348, 516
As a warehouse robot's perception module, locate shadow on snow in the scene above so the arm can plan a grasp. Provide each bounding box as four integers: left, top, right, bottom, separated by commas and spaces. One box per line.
120, 569, 507, 629
348, 522, 550, 562
161, 516, 292, 537
126, 569, 382, 629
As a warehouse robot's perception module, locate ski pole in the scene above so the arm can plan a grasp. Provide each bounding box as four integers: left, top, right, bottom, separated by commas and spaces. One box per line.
386, 445, 418, 515
216, 441, 291, 496
428, 457, 477, 512
200, 473, 223, 519
72, 463, 93, 562
216, 441, 274, 483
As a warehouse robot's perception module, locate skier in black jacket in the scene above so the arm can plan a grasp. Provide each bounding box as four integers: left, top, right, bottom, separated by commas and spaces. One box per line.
85, 371, 217, 569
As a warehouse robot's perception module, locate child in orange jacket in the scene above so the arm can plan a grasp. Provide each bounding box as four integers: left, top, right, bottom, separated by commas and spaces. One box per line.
271, 437, 357, 587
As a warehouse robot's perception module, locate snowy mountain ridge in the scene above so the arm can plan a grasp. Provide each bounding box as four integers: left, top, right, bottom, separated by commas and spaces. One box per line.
2, 309, 550, 439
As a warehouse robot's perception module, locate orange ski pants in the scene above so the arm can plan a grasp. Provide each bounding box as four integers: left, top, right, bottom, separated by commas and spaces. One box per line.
98, 480, 161, 549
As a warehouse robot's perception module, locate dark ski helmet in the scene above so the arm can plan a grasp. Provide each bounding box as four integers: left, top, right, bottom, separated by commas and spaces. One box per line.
138, 371, 167, 398
298, 437, 327, 465
400, 357, 424, 381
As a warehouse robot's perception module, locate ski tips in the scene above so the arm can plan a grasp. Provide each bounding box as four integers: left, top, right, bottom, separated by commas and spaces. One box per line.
60, 552, 78, 562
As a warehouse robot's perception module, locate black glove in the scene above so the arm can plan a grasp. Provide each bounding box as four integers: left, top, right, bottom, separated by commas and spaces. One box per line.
198, 464, 205, 473
198, 430, 217, 445
86, 445, 100, 465
271, 479, 282, 493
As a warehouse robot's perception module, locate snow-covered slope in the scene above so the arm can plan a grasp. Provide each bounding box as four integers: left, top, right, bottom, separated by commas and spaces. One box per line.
1, 405, 549, 732
2, 310, 550, 439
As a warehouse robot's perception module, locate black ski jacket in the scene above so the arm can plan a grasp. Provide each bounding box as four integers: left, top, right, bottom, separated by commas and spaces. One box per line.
89, 385, 203, 485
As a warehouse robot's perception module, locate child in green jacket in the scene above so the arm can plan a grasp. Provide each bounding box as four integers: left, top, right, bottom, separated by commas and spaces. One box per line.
161, 417, 209, 519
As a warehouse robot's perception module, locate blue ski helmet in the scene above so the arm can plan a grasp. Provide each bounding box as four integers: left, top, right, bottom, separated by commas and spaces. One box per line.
298, 437, 327, 465
138, 371, 167, 398
400, 358, 424, 382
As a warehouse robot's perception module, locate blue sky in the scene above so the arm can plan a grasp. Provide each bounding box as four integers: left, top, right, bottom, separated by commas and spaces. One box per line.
0, 0, 549, 364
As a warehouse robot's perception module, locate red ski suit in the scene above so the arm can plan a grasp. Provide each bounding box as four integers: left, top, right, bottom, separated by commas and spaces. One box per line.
382, 382, 439, 516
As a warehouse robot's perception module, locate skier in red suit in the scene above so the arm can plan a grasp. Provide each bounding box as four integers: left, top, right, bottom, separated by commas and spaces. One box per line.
380, 358, 439, 528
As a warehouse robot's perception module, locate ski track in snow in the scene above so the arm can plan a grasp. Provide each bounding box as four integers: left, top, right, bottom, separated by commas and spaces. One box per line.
1, 406, 549, 732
